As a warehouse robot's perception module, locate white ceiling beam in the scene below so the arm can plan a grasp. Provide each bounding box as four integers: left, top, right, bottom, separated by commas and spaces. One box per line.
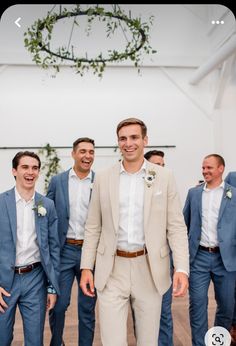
189, 33, 236, 85
213, 55, 235, 108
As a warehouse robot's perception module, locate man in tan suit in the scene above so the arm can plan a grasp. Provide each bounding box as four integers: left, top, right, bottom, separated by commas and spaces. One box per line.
80, 118, 189, 346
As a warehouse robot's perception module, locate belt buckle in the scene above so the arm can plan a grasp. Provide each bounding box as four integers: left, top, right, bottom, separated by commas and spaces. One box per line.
209, 247, 214, 253
18, 266, 26, 274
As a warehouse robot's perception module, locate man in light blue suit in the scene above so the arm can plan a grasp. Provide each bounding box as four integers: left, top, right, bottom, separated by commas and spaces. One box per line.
183, 154, 236, 346
144, 150, 174, 346
225, 171, 236, 345
47, 137, 96, 346
0, 151, 60, 346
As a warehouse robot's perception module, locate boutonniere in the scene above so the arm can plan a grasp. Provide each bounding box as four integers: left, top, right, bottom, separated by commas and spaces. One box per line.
33, 200, 47, 216
143, 170, 156, 188
225, 188, 232, 200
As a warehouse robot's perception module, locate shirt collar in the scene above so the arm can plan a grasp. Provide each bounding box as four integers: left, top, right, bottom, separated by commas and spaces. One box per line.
203, 181, 225, 192
120, 160, 146, 174
14, 187, 35, 203
70, 168, 92, 181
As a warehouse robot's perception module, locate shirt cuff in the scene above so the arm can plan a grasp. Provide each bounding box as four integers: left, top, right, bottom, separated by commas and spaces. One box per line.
175, 269, 189, 277
47, 283, 57, 294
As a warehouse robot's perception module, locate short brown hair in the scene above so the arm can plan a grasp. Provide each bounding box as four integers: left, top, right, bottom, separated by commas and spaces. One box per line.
12, 151, 41, 169
116, 118, 147, 138
73, 137, 95, 151
204, 154, 225, 167
144, 150, 164, 160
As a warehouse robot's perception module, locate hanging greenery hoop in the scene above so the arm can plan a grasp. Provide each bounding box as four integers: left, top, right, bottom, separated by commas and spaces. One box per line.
24, 5, 156, 77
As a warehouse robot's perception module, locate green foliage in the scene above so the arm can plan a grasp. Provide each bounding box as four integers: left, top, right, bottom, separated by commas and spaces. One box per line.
24, 4, 157, 77
38, 143, 61, 193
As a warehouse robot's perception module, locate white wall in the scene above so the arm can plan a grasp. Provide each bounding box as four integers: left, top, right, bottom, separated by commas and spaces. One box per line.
0, 4, 236, 204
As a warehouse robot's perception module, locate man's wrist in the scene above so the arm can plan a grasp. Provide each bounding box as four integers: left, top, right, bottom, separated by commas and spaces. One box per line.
175, 269, 189, 277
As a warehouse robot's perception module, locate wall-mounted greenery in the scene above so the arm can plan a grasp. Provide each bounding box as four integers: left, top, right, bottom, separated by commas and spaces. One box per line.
38, 143, 61, 193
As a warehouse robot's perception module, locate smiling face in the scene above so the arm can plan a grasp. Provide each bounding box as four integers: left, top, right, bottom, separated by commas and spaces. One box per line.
202, 156, 224, 188
118, 124, 148, 165
12, 156, 40, 192
72, 141, 95, 177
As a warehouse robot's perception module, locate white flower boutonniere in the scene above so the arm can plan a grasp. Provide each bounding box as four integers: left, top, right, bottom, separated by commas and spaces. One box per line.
225, 188, 232, 200
33, 200, 47, 216
144, 170, 156, 188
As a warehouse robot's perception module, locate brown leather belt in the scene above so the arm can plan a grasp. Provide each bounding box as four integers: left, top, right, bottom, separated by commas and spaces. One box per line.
66, 238, 84, 246
15, 262, 41, 274
199, 245, 220, 253
116, 247, 148, 258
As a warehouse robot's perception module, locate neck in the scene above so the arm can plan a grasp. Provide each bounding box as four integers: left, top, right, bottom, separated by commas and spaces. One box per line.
16, 185, 34, 202
206, 178, 223, 189
122, 158, 144, 173
73, 167, 90, 179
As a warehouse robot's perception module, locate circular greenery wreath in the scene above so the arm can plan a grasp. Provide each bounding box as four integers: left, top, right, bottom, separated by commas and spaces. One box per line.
24, 5, 156, 77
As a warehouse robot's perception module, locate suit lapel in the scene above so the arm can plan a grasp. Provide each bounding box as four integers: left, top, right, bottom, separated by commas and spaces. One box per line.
109, 164, 120, 233
62, 170, 70, 216
34, 192, 42, 247
197, 186, 203, 219
218, 186, 228, 222
144, 178, 155, 230
5, 188, 17, 245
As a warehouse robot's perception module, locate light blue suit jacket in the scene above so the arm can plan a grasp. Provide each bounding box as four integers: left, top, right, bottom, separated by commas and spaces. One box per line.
225, 171, 236, 187
47, 169, 95, 249
0, 188, 60, 293
183, 182, 236, 272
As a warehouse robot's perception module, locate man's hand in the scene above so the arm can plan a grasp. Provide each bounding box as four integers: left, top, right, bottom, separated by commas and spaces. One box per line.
0, 287, 11, 313
80, 269, 95, 297
46, 294, 57, 311
172, 272, 189, 297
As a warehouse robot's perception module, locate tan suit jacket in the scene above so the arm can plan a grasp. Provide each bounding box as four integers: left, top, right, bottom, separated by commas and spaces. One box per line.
81, 161, 189, 295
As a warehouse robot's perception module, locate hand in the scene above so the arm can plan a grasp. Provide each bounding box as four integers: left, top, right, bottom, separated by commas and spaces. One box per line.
0, 287, 11, 313
46, 294, 57, 311
80, 269, 95, 297
172, 272, 189, 297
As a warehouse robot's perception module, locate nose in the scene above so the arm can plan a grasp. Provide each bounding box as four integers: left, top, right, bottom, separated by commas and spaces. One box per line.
85, 152, 92, 159
125, 138, 133, 147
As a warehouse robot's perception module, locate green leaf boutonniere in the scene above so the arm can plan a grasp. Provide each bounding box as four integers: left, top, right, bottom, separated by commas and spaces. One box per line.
225, 188, 232, 200
33, 200, 47, 216
144, 170, 156, 188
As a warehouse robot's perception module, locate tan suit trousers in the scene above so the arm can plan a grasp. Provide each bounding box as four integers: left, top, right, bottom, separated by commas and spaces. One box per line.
97, 254, 162, 346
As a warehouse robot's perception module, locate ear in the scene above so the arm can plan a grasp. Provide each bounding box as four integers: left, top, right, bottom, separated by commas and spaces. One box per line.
219, 165, 224, 174
12, 168, 17, 178
144, 135, 148, 146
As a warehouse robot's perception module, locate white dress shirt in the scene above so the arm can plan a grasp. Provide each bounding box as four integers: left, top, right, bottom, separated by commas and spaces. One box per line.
200, 181, 224, 247
117, 161, 146, 251
67, 169, 92, 240
15, 188, 41, 267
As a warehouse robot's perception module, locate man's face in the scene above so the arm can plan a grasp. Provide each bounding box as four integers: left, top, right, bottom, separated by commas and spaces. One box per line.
72, 142, 95, 174
12, 156, 40, 190
148, 155, 165, 167
202, 156, 224, 185
118, 124, 148, 163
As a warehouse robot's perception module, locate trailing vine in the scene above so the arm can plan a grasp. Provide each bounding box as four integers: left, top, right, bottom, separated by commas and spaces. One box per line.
38, 143, 61, 193
24, 4, 156, 77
